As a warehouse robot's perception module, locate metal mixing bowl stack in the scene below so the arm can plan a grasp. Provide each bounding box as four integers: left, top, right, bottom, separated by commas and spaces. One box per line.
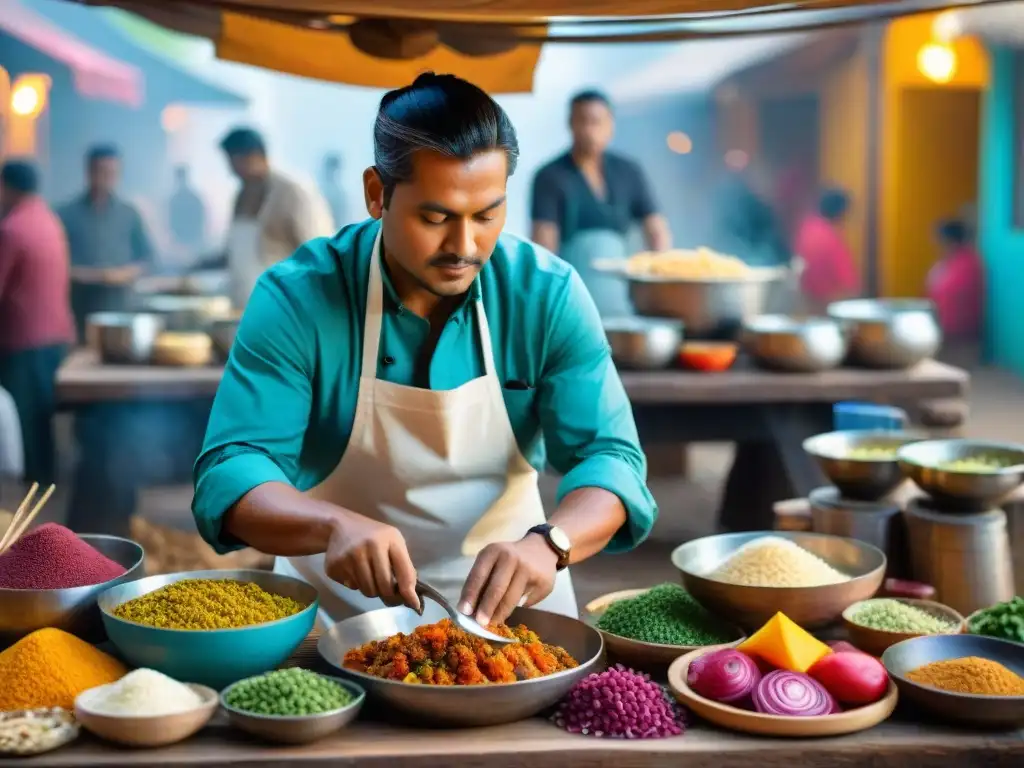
897, 439, 1024, 510
827, 299, 942, 369
317, 604, 604, 727
671, 531, 887, 630
0, 534, 145, 645
742, 315, 847, 372
802, 429, 925, 500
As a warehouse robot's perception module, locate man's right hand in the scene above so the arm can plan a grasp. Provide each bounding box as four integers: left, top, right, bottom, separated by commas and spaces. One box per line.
325, 511, 420, 611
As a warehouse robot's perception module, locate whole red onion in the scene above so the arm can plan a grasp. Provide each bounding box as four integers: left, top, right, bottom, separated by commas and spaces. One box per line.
552, 664, 686, 739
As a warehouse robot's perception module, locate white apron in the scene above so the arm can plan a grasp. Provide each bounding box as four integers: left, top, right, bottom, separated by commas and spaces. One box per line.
275, 231, 577, 628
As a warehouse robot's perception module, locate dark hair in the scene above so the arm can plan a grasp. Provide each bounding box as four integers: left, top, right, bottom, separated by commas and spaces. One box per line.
0, 160, 39, 195
220, 127, 266, 157
86, 144, 119, 166
373, 72, 518, 207
937, 218, 971, 246
570, 90, 613, 114
819, 188, 850, 221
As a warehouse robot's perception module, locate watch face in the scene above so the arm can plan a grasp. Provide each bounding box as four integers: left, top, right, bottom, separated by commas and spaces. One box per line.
548, 526, 571, 554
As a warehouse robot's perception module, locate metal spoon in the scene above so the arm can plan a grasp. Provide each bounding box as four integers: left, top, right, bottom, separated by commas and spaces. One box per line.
413, 580, 518, 646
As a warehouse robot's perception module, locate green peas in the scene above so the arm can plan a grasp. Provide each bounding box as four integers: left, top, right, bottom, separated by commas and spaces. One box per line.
596, 583, 734, 646
225, 668, 353, 717
850, 599, 954, 634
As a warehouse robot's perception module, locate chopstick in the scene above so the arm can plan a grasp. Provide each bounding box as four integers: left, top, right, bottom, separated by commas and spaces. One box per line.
0, 483, 55, 555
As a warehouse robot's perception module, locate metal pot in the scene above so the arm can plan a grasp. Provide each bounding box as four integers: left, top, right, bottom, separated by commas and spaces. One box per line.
86, 312, 166, 364
623, 268, 790, 339
136, 293, 233, 331
603, 317, 683, 369
828, 299, 942, 369
743, 314, 847, 372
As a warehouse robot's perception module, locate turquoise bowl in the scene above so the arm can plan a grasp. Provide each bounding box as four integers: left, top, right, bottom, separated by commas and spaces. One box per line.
98, 569, 318, 689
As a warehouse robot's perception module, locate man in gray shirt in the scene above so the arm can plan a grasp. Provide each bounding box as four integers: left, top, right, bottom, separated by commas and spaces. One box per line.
58, 145, 154, 339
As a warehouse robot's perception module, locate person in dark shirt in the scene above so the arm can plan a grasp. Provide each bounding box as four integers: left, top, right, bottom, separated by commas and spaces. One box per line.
169, 164, 207, 254
530, 90, 670, 316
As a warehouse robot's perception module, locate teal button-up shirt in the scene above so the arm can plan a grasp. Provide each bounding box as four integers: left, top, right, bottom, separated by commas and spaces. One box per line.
193, 218, 657, 554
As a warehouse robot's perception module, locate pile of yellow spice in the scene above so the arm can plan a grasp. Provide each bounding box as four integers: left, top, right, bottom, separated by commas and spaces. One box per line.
907, 656, 1024, 697
112, 578, 307, 630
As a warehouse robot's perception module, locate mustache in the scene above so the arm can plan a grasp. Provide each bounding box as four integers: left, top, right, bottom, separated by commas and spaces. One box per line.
429, 254, 482, 268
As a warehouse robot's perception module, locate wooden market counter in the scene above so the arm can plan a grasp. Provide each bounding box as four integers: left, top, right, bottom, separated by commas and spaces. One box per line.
19, 715, 1024, 768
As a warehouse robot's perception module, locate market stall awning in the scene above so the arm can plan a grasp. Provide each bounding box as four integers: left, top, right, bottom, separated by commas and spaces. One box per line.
68, 0, 987, 93
1, 0, 142, 106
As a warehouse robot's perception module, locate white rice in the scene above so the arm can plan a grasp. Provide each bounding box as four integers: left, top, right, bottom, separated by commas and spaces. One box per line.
706, 536, 851, 587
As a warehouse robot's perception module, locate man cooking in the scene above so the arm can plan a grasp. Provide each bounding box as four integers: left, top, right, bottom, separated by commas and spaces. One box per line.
193, 73, 656, 628
530, 90, 671, 316
215, 128, 335, 308
59, 145, 154, 339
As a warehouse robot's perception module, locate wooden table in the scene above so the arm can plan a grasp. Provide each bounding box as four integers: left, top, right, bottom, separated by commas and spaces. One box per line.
54, 352, 970, 533
20, 714, 1023, 767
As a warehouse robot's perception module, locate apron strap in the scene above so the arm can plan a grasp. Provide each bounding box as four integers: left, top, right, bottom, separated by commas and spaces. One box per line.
362, 229, 385, 377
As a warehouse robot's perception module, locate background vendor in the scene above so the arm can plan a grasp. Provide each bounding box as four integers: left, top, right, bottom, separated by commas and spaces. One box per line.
193, 73, 657, 629
530, 90, 671, 317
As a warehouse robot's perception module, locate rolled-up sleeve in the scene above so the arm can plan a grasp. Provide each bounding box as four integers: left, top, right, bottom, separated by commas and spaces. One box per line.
192, 267, 314, 553
538, 269, 657, 552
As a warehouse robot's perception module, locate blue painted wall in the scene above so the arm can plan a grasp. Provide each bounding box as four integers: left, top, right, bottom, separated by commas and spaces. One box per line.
979, 47, 1024, 374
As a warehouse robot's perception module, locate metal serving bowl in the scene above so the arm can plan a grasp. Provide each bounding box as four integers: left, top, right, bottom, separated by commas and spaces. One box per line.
671, 531, 887, 630
897, 439, 1024, 510
317, 604, 604, 727
742, 315, 847, 372
220, 676, 365, 745
208, 312, 243, 362
0, 534, 144, 645
882, 634, 1024, 728
99, 569, 319, 690
827, 299, 942, 369
803, 429, 925, 501
135, 293, 233, 331
624, 268, 789, 339
603, 317, 683, 369
86, 312, 166, 364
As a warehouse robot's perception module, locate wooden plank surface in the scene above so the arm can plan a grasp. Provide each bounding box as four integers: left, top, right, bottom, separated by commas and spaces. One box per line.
56, 349, 969, 406
22, 716, 1023, 768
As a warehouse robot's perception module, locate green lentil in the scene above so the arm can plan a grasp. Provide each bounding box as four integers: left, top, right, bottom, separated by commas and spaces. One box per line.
969, 596, 1024, 644
850, 599, 955, 634
596, 583, 734, 646
224, 668, 353, 717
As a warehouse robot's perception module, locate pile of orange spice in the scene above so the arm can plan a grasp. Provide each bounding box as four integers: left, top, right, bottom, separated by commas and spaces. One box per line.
907, 656, 1024, 696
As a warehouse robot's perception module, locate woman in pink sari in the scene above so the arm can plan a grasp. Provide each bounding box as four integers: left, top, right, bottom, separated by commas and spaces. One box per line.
794, 189, 861, 313
927, 219, 983, 341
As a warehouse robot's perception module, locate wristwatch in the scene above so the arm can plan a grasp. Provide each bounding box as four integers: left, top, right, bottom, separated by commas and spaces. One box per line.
526, 524, 572, 571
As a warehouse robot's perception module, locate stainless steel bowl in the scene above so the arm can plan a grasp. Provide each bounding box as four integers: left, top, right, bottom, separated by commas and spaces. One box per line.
603, 317, 683, 369
897, 439, 1024, 510
827, 299, 942, 369
136, 294, 233, 331
220, 677, 365, 744
882, 634, 1024, 728
0, 534, 145, 645
743, 315, 847, 372
623, 268, 789, 339
802, 429, 926, 501
317, 604, 604, 727
209, 313, 242, 361
671, 531, 887, 630
86, 312, 166, 364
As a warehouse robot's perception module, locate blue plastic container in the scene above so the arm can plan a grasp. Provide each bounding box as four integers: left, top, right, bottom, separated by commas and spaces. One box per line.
98, 569, 318, 690
834, 402, 908, 432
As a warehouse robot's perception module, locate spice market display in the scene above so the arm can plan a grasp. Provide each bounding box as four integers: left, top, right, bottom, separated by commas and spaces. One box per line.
0, 523, 126, 590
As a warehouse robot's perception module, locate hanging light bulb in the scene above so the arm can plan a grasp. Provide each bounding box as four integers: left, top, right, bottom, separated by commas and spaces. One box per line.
918, 42, 957, 84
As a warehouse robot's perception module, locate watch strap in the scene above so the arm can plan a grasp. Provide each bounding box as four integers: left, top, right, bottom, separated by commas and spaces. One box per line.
526, 524, 570, 570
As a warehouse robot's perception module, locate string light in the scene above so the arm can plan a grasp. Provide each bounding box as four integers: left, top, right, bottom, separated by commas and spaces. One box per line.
666, 131, 693, 155
917, 42, 957, 84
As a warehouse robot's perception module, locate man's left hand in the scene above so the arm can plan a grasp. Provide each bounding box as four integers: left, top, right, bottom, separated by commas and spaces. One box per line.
459, 535, 558, 627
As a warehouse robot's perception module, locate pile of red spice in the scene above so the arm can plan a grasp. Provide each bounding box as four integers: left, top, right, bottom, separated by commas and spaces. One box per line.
0, 523, 127, 590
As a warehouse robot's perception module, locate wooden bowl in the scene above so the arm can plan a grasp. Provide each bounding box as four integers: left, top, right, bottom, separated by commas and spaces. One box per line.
679, 342, 738, 372
584, 589, 745, 669
74, 683, 218, 747
668, 647, 899, 737
843, 599, 966, 657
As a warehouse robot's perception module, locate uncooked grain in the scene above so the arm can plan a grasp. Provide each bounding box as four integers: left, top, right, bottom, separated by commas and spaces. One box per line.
707, 537, 850, 587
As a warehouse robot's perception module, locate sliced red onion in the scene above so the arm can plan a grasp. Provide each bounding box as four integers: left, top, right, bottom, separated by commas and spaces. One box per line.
687, 649, 761, 707
752, 670, 836, 717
